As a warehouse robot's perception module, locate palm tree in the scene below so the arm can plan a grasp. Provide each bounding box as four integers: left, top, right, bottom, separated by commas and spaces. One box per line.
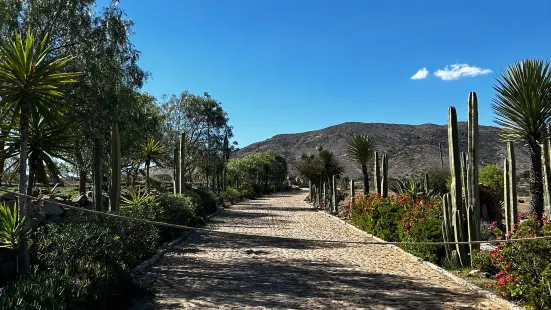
492, 59, 551, 223
139, 138, 165, 194
0, 30, 79, 278
347, 135, 375, 194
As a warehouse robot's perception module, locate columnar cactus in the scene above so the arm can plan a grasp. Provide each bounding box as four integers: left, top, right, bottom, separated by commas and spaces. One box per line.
504, 158, 511, 234
174, 147, 180, 194
507, 142, 518, 230
447, 106, 468, 267
309, 180, 313, 202
460, 152, 467, 195
381, 154, 388, 198
466, 92, 480, 248
92, 138, 103, 211
542, 126, 551, 215
441, 193, 453, 256
179, 132, 186, 193
109, 123, 121, 212
374, 151, 381, 195
439, 142, 444, 169
332, 175, 337, 214
350, 179, 355, 204
323, 182, 327, 210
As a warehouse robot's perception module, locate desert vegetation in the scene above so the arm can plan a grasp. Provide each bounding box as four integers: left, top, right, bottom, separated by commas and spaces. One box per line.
298, 59, 551, 309
0, 2, 290, 309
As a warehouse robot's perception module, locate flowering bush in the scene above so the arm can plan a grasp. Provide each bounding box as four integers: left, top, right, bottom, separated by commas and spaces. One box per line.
397, 199, 444, 263
350, 194, 407, 241
350, 193, 443, 254
474, 217, 551, 309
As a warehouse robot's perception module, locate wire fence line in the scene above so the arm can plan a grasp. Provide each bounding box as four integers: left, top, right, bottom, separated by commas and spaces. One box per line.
1, 186, 550, 247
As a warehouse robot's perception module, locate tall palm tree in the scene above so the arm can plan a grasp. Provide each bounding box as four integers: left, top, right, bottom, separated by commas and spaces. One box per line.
347, 135, 375, 194
492, 59, 551, 223
139, 138, 165, 194
0, 30, 79, 278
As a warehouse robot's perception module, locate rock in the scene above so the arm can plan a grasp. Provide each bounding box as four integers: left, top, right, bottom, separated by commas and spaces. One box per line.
34, 211, 46, 225
72, 194, 89, 206
46, 214, 62, 223
42, 202, 65, 216
467, 269, 480, 277
0, 192, 16, 201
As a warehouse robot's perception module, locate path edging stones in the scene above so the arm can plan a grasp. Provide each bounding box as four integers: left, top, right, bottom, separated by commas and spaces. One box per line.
306, 201, 524, 310
131, 207, 224, 278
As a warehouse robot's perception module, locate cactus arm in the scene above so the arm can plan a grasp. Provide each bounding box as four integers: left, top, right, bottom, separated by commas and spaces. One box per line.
374, 151, 381, 195
504, 158, 510, 234
381, 154, 388, 198
507, 142, 518, 230
467, 92, 480, 246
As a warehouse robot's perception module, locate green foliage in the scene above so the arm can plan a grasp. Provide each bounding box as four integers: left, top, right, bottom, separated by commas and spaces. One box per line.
479, 164, 504, 197
220, 188, 242, 204
0, 201, 30, 249
390, 177, 437, 201
121, 188, 156, 208
227, 150, 288, 192
425, 167, 449, 195
475, 218, 551, 308
157, 194, 197, 227
350, 194, 406, 242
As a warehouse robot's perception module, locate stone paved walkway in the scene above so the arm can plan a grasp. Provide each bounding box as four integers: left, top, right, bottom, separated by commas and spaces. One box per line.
132, 190, 508, 309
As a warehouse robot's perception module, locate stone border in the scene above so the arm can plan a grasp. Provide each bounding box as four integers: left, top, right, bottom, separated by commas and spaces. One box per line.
306, 201, 524, 310
131, 206, 224, 277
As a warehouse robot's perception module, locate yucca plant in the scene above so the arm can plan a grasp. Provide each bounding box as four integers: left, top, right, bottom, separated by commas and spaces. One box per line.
0, 202, 30, 250
138, 138, 165, 194
347, 134, 375, 194
121, 187, 156, 207
492, 59, 551, 223
0, 30, 80, 277
390, 177, 436, 202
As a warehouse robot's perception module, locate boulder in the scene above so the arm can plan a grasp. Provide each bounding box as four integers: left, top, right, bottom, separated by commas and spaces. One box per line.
42, 201, 65, 216
46, 214, 62, 223
0, 192, 16, 201
72, 194, 89, 206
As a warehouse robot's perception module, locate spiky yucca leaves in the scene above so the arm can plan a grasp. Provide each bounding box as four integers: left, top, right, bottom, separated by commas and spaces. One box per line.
347, 135, 375, 194
121, 188, 156, 207
390, 177, 437, 202
0, 202, 30, 249
1, 116, 75, 193
0, 30, 80, 278
139, 138, 164, 194
492, 59, 551, 223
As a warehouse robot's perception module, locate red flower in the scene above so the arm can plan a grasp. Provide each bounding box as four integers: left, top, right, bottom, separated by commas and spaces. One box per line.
487, 284, 492, 288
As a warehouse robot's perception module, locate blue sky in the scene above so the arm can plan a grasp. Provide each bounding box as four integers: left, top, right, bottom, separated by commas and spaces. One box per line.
101, 0, 551, 147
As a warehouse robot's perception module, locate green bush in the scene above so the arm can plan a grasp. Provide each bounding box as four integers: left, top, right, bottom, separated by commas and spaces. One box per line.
350, 194, 405, 241
477, 218, 551, 308
221, 188, 242, 204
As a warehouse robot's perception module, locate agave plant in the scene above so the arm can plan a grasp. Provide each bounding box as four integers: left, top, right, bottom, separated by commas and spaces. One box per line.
0, 201, 30, 249
390, 177, 437, 202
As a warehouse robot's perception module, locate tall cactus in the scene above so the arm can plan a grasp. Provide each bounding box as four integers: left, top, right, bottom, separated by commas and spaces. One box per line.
332, 175, 337, 214
442, 193, 453, 256
109, 123, 121, 212
504, 158, 511, 234
309, 180, 313, 202
447, 106, 468, 267
542, 126, 551, 216
92, 138, 103, 211
460, 152, 468, 195
179, 132, 186, 193
507, 142, 518, 231
374, 151, 381, 195
466, 92, 480, 249
173, 147, 180, 194
350, 179, 355, 205
381, 153, 388, 198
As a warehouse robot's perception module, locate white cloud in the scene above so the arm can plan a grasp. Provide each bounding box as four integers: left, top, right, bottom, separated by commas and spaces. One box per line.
434, 64, 492, 81
410, 67, 429, 80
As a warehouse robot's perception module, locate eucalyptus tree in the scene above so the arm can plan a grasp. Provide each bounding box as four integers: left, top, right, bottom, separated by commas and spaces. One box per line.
492, 59, 551, 223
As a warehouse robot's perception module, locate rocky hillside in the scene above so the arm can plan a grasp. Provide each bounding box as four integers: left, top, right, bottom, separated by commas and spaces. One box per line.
235, 122, 531, 180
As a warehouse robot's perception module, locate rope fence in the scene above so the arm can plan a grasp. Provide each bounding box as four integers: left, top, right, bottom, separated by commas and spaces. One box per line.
1, 186, 550, 247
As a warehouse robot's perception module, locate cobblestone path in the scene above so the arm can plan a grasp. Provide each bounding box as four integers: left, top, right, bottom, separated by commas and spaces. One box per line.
133, 190, 508, 309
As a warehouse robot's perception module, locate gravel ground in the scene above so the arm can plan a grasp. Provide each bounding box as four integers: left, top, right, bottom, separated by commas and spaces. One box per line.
132, 190, 508, 309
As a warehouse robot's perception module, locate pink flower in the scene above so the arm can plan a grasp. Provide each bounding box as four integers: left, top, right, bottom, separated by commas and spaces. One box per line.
487, 284, 492, 288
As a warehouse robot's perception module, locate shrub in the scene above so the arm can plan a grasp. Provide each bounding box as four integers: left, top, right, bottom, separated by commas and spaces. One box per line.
221, 188, 242, 205
350, 194, 406, 241
476, 218, 551, 308
397, 199, 444, 263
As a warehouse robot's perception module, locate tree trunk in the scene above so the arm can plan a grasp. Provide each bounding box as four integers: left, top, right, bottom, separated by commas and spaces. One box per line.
361, 163, 369, 194
145, 159, 151, 194
92, 139, 103, 211
27, 154, 36, 196
528, 141, 544, 223
17, 100, 30, 279
79, 170, 87, 195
